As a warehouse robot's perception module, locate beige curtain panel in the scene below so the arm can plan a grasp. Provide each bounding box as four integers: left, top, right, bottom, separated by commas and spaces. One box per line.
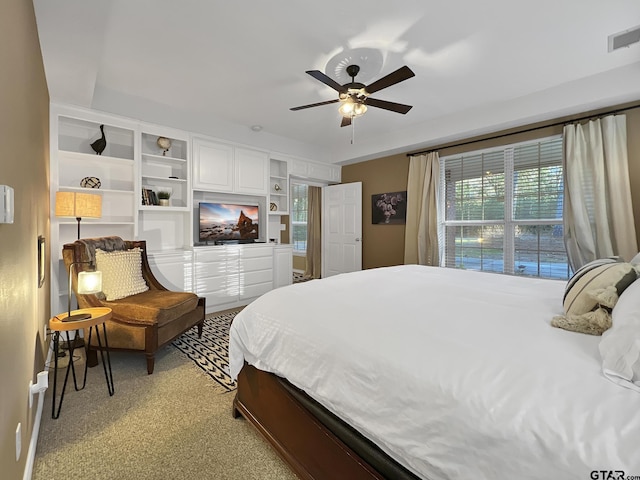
304, 186, 322, 279
404, 152, 440, 266
563, 114, 637, 270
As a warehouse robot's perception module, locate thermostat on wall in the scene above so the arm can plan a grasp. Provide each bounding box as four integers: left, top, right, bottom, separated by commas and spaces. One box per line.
0, 185, 15, 224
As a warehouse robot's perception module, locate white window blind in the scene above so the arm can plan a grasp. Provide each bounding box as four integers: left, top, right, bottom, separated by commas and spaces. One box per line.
440, 135, 569, 279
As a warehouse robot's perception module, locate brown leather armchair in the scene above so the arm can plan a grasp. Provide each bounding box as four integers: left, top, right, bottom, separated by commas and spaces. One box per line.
63, 236, 205, 374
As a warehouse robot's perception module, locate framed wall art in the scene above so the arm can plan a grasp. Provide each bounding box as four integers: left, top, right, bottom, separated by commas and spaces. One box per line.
371, 191, 407, 224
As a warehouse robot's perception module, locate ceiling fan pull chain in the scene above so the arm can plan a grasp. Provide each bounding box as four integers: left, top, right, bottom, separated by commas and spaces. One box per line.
351, 116, 355, 144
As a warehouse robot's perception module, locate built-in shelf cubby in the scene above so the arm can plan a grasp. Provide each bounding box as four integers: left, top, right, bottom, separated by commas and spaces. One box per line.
140, 129, 189, 210
269, 158, 289, 214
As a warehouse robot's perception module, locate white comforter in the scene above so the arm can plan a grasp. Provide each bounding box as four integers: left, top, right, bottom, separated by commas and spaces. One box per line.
229, 265, 640, 480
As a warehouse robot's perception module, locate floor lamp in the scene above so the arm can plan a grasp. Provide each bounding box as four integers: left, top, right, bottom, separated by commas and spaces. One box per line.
55, 191, 102, 239
54, 191, 103, 354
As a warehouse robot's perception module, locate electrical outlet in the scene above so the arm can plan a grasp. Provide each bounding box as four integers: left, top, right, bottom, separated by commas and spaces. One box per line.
44, 322, 49, 340
15, 423, 21, 461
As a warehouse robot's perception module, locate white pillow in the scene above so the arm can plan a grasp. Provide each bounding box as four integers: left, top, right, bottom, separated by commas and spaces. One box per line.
630, 252, 640, 265
599, 277, 640, 392
95, 247, 149, 301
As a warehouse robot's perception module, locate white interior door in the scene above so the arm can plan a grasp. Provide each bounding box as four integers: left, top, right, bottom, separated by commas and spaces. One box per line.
322, 182, 362, 277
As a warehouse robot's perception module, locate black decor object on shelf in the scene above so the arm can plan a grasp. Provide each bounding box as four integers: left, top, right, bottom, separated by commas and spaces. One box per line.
90, 124, 107, 155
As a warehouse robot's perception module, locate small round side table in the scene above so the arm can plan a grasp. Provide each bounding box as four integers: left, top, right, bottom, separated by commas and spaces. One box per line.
49, 307, 114, 419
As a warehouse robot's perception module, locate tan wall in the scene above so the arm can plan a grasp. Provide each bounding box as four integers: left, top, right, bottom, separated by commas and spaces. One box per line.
626, 110, 640, 242
292, 254, 306, 271
342, 155, 410, 269
0, 1, 50, 476
343, 104, 640, 269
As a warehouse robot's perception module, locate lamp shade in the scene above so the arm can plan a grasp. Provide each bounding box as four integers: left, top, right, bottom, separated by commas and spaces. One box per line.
55, 191, 102, 218
77, 270, 102, 294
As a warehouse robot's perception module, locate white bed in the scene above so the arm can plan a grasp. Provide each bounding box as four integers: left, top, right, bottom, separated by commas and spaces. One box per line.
229, 265, 640, 480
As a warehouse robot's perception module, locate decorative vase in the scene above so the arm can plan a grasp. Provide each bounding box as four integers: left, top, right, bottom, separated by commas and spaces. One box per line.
159, 199, 170, 206
157, 137, 171, 156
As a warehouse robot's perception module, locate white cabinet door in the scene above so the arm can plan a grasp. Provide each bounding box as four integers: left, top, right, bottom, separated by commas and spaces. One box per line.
307, 162, 333, 183
235, 147, 268, 194
289, 158, 309, 178
192, 138, 234, 192
289, 158, 340, 183
273, 245, 293, 289
330, 165, 342, 183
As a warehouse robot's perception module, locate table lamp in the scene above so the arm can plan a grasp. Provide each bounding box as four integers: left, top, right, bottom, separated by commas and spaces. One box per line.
66, 262, 102, 321
55, 191, 102, 239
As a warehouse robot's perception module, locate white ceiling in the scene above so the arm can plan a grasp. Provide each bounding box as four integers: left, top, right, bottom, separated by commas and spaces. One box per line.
33, 0, 640, 165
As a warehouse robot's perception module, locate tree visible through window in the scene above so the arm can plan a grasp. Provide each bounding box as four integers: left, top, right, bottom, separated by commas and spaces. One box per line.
291, 183, 308, 253
440, 136, 569, 279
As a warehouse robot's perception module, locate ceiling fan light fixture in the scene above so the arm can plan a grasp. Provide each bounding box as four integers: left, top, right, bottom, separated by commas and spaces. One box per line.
339, 99, 367, 117
291, 64, 414, 127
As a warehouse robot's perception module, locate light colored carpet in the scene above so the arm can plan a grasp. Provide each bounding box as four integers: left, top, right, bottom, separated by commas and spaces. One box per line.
33, 343, 298, 479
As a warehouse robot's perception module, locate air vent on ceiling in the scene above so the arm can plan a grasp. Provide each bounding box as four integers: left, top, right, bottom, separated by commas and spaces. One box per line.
608, 25, 640, 52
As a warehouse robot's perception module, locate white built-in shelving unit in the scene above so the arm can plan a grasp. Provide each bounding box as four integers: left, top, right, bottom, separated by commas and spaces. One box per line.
50, 106, 138, 313
49, 104, 341, 315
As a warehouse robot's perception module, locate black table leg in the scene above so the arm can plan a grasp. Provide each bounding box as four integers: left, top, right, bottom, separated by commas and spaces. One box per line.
52, 330, 81, 419
94, 324, 114, 396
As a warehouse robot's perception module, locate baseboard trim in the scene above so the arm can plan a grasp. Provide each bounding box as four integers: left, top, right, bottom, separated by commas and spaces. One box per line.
23, 337, 53, 480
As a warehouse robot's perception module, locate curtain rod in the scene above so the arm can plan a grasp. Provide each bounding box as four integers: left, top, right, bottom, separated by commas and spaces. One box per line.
407, 103, 640, 157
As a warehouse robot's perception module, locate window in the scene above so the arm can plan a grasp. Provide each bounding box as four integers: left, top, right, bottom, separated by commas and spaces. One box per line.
290, 183, 309, 253
440, 136, 569, 279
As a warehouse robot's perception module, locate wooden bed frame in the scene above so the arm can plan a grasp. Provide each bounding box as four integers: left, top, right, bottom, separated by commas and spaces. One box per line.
232, 363, 419, 480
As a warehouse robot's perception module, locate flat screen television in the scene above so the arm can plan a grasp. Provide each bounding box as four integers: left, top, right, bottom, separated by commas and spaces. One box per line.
198, 202, 259, 244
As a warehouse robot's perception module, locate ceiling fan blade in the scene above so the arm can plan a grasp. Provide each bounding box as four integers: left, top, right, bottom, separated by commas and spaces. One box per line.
290, 99, 339, 111
306, 70, 347, 93
341, 116, 352, 128
364, 66, 415, 94
365, 97, 413, 114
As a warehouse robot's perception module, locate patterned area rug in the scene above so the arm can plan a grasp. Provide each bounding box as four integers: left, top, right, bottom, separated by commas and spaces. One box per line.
293, 271, 312, 283
172, 310, 239, 392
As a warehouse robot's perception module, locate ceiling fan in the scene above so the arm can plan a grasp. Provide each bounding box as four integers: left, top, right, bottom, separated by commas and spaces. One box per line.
290, 64, 415, 127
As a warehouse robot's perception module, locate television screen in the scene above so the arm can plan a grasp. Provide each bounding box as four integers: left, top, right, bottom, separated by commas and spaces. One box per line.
199, 202, 259, 243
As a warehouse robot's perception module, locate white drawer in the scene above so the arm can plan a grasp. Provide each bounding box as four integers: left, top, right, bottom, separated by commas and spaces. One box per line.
240, 281, 273, 300
194, 247, 238, 263
195, 274, 239, 297
195, 260, 238, 278
241, 245, 273, 258
241, 255, 273, 272
243, 269, 273, 286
